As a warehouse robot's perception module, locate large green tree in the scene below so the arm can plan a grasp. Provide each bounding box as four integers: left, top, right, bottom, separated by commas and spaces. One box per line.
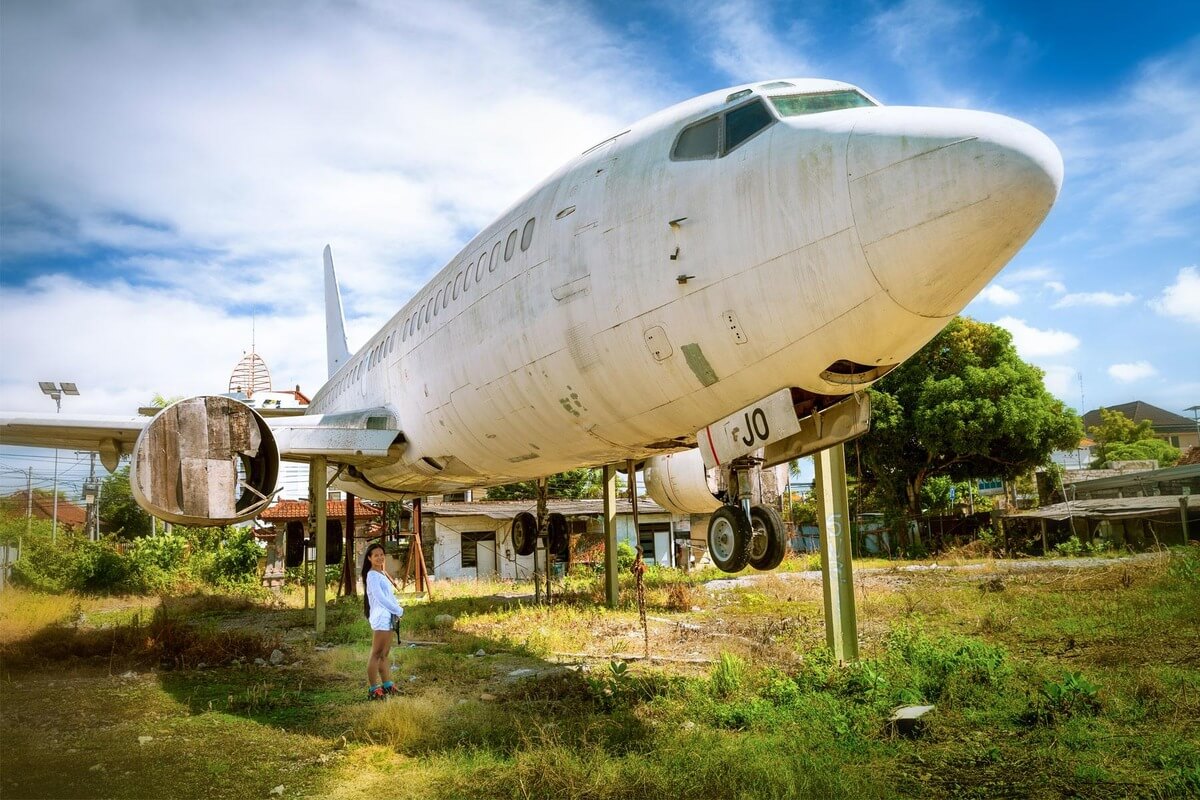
1087, 407, 1181, 468
97, 465, 153, 539
485, 468, 601, 500
853, 317, 1081, 518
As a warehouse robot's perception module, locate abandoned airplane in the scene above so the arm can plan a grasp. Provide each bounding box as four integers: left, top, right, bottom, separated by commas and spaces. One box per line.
0, 78, 1063, 573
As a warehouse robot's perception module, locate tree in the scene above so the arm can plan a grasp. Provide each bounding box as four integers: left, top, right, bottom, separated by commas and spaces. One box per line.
1087, 407, 1181, 468
98, 465, 153, 539
485, 468, 601, 500
852, 317, 1082, 519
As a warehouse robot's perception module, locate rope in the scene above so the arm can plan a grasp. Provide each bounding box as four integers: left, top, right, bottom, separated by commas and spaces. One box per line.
632, 558, 648, 657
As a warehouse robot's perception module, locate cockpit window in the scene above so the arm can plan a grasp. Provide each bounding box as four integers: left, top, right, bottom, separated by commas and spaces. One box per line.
672, 116, 720, 160
759, 81, 794, 90
771, 90, 875, 117
724, 99, 773, 153
671, 98, 776, 161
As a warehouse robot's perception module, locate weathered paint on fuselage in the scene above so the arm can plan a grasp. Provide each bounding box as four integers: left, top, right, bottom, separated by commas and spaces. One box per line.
306, 78, 1062, 499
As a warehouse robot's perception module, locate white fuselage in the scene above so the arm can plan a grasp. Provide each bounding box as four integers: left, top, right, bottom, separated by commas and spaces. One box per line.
305, 79, 1062, 499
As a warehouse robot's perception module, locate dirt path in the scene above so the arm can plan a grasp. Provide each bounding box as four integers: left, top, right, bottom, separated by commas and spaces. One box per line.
704, 551, 1165, 591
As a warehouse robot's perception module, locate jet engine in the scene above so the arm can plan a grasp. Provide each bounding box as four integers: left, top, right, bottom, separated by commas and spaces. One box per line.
130, 396, 279, 526
643, 449, 723, 515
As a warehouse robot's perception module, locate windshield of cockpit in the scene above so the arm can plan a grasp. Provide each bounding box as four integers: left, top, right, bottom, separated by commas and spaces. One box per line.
770, 90, 876, 117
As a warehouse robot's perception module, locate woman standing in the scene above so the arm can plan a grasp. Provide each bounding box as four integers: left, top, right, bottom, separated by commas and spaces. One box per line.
361, 542, 404, 700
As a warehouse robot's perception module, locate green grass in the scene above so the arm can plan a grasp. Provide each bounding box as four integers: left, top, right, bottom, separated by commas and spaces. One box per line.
2, 547, 1198, 799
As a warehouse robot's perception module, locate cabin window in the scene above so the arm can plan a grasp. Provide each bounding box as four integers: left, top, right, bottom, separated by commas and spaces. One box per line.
453, 271, 462, 300
443, 282, 451, 308
504, 229, 517, 261
770, 90, 875, 117
477, 253, 487, 281
520, 218, 535, 251
672, 116, 719, 160
724, 99, 773, 153
424, 298, 432, 324
490, 242, 501, 272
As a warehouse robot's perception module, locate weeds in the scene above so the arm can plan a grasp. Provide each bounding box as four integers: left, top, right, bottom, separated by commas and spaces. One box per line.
1023, 670, 1102, 725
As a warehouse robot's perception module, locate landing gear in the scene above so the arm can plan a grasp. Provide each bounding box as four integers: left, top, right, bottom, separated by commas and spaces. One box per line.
707, 506, 752, 572
706, 456, 789, 574
512, 512, 537, 557
748, 505, 786, 571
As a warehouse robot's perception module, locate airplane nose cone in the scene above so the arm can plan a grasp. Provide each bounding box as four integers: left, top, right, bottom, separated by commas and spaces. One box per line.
848, 108, 1063, 318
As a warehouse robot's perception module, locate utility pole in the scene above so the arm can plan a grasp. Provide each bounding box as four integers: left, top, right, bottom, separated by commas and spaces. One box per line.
25, 468, 33, 536
38, 381, 79, 543
81, 452, 100, 541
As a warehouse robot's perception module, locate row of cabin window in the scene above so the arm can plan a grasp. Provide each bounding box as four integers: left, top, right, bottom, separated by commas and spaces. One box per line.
323, 216, 537, 404
401, 216, 536, 343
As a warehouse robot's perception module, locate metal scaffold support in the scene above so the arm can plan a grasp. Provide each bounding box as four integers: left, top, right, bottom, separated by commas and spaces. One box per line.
814, 444, 858, 663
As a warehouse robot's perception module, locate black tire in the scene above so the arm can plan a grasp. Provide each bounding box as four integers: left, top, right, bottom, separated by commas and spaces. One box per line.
548, 513, 569, 558
748, 505, 787, 571
707, 506, 752, 573
512, 512, 537, 557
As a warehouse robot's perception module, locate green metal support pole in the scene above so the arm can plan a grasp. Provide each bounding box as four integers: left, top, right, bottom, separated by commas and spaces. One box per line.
603, 464, 619, 609
814, 444, 858, 663
312, 455, 327, 635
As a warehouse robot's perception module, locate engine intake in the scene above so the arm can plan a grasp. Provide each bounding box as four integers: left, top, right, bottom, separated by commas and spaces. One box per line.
131, 396, 279, 526
643, 449, 722, 515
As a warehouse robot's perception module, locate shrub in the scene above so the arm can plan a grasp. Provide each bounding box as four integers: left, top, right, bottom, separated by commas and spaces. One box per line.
616, 541, 637, 573
709, 652, 747, 699
204, 528, 261, 585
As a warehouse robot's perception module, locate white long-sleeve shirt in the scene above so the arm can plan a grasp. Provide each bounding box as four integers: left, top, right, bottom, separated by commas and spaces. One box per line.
366, 570, 404, 632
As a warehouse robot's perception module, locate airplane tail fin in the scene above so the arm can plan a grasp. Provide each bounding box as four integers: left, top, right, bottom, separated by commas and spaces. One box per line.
323, 245, 352, 379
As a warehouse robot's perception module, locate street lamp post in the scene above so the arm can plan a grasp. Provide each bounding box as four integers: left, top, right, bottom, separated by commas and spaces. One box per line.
38, 382, 79, 543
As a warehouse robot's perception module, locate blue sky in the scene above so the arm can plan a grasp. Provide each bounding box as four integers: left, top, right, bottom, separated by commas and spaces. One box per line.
2, 0, 1198, 496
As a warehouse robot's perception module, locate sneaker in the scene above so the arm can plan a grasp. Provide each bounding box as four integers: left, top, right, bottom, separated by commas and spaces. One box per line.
367, 686, 386, 701
384, 683, 401, 696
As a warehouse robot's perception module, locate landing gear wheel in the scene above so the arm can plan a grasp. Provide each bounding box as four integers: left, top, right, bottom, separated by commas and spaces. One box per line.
707, 506, 752, 573
548, 513, 569, 558
512, 512, 537, 557
748, 505, 787, 571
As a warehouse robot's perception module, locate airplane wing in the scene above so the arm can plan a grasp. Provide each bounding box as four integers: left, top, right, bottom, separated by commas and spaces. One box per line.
0, 405, 403, 470
0, 412, 147, 471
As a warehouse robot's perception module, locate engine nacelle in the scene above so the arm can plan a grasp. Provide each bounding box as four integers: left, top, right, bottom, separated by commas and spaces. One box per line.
131, 395, 279, 526
643, 449, 723, 515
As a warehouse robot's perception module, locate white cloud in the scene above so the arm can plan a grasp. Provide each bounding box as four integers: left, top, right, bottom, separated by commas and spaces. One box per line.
995, 317, 1080, 358
1149, 265, 1200, 325
0, 1, 668, 415
1053, 291, 1136, 308
1043, 40, 1200, 243
979, 284, 1020, 305
1043, 281, 1067, 294
0, 1, 663, 331
1107, 361, 1158, 382
1040, 365, 1079, 402
679, 0, 816, 81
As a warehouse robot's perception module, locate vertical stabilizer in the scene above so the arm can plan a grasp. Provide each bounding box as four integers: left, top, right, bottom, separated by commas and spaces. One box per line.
323, 245, 352, 378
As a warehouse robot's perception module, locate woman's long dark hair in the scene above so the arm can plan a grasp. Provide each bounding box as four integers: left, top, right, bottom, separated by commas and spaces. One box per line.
362, 543, 385, 619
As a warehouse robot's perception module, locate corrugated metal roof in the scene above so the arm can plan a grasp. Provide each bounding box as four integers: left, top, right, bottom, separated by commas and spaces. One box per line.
420, 498, 670, 520
1011, 495, 1196, 521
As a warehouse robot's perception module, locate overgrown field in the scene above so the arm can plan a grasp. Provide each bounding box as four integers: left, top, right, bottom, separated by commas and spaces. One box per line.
2, 548, 1198, 799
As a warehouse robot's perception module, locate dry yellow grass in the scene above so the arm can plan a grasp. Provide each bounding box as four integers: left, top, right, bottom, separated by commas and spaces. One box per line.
0, 587, 81, 643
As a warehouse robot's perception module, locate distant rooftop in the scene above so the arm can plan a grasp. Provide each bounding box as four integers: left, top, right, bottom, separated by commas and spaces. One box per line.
1081, 401, 1197, 433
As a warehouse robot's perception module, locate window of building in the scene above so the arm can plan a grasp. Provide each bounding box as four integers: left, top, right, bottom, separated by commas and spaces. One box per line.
672, 116, 719, 160
520, 218, 535, 251
460, 531, 495, 569
504, 229, 518, 261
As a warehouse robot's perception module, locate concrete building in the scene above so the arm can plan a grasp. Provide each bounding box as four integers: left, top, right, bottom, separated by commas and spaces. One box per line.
418, 498, 688, 581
